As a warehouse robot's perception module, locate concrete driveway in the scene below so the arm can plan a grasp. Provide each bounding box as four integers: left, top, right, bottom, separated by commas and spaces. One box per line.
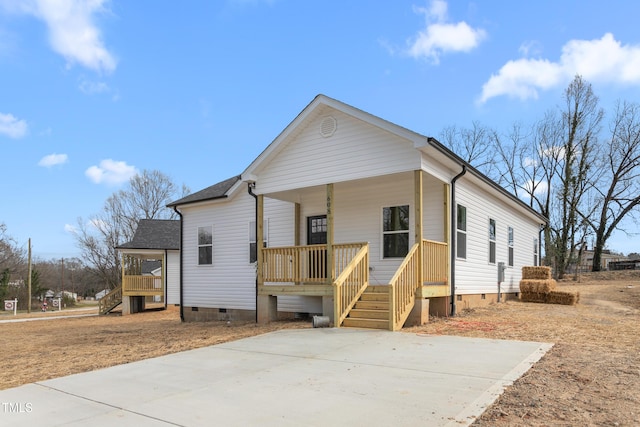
0, 328, 551, 426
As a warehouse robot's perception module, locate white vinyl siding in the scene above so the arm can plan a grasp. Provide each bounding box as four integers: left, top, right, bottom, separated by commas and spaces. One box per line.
256, 109, 421, 194
166, 251, 180, 305
181, 193, 294, 311
454, 179, 541, 295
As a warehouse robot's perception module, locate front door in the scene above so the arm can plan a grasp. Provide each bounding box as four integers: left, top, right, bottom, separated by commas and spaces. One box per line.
307, 215, 327, 279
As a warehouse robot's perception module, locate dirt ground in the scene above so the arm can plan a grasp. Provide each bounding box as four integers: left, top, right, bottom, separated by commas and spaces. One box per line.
1, 271, 639, 426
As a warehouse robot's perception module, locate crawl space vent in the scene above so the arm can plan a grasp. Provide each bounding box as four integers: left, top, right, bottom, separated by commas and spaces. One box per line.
320, 116, 337, 138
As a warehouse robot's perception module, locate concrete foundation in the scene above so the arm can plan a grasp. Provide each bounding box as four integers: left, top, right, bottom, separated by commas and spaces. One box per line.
322, 296, 335, 324
182, 307, 255, 322
405, 297, 429, 326
257, 294, 277, 324
121, 296, 145, 315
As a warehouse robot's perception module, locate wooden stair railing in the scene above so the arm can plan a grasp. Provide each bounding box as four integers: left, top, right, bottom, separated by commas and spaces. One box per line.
333, 244, 369, 327
388, 242, 421, 331
98, 285, 123, 315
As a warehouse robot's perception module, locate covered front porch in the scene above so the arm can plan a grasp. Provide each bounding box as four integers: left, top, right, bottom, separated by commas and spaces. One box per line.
254, 170, 452, 331
99, 251, 166, 315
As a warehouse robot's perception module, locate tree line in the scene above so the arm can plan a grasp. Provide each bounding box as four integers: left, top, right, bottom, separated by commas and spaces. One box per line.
441, 75, 640, 278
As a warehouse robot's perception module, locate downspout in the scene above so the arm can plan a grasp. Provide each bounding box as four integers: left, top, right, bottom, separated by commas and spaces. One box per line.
172, 206, 184, 322
164, 249, 168, 310
450, 165, 467, 317
248, 183, 258, 324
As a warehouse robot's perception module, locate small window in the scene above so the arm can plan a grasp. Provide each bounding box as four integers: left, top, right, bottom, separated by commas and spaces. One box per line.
456, 204, 467, 259
533, 238, 539, 266
489, 219, 496, 264
249, 220, 268, 263
508, 227, 514, 267
198, 226, 213, 265
383, 205, 409, 258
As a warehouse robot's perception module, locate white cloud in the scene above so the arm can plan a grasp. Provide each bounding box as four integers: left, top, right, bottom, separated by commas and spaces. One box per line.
38, 153, 68, 167
64, 223, 77, 233
1, 0, 117, 73
0, 112, 27, 138
407, 0, 486, 63
78, 78, 110, 94
479, 33, 640, 103
85, 159, 137, 185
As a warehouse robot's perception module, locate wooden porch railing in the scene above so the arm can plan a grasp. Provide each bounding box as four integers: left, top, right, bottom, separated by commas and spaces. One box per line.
262, 243, 368, 283
333, 244, 369, 327
122, 275, 163, 296
98, 285, 122, 315
388, 242, 421, 331
422, 239, 449, 284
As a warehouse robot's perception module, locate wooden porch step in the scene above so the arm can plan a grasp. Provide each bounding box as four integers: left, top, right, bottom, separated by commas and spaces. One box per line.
353, 300, 389, 310
359, 292, 388, 302
348, 308, 389, 320
342, 317, 388, 330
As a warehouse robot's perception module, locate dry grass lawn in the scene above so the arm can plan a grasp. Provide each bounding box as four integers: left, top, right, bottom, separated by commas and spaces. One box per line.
1, 271, 638, 426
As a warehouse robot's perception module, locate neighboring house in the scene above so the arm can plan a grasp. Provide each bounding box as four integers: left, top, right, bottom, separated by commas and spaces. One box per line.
573, 247, 628, 272
95, 289, 110, 300
105, 219, 180, 315
168, 95, 546, 329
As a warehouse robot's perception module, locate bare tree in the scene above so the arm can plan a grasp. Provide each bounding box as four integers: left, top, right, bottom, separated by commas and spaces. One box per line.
583, 100, 640, 270
73, 170, 189, 289
440, 121, 499, 180
554, 76, 603, 278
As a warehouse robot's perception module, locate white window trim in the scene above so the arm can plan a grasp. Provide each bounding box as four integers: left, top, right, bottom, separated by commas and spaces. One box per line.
508, 226, 514, 267
197, 225, 213, 266
249, 219, 269, 263
456, 204, 467, 260
381, 204, 411, 260
488, 218, 496, 265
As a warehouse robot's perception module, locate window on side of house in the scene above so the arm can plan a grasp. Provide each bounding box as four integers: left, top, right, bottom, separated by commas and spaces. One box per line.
508, 226, 514, 267
456, 204, 467, 259
534, 238, 539, 266
198, 226, 213, 265
489, 218, 496, 264
249, 219, 268, 263
383, 205, 409, 258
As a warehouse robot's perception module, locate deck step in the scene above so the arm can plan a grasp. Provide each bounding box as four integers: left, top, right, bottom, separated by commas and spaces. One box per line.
359, 292, 389, 302
342, 317, 389, 329
348, 308, 389, 320
353, 300, 389, 310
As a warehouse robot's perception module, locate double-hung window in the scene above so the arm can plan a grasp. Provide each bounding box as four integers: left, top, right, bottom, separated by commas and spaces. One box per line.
488, 219, 496, 264
456, 204, 467, 259
198, 226, 213, 265
249, 220, 268, 263
383, 205, 409, 258
508, 227, 514, 267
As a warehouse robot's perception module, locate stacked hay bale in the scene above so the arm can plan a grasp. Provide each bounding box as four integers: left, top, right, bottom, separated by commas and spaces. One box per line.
519, 266, 580, 305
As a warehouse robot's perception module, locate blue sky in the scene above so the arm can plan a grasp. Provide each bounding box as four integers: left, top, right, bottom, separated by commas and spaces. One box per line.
2, 0, 640, 260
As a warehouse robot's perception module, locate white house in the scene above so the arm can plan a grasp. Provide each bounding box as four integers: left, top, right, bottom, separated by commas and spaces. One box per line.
106, 219, 181, 315
167, 95, 546, 329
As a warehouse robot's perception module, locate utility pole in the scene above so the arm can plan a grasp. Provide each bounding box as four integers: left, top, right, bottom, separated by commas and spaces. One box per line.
61, 257, 64, 303
27, 238, 32, 313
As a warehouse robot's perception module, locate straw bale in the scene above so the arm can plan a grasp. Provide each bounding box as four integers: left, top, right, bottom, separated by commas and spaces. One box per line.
520, 292, 548, 303
519, 279, 556, 293
548, 291, 580, 306
522, 266, 552, 280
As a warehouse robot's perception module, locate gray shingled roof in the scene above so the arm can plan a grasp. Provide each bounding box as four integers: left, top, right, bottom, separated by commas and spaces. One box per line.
167, 175, 241, 207
117, 219, 180, 250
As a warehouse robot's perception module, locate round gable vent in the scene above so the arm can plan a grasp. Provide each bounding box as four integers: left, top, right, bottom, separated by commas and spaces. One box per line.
320, 116, 337, 138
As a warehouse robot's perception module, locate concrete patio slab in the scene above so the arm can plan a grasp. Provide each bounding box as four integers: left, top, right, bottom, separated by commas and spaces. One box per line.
0, 328, 552, 426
